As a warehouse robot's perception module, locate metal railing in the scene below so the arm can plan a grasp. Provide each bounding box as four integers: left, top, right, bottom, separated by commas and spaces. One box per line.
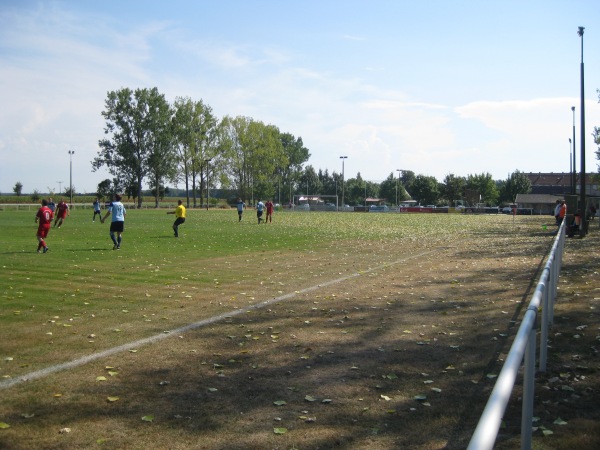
467, 220, 566, 450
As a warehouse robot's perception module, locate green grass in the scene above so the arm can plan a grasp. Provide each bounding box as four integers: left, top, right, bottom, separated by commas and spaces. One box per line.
0, 208, 483, 377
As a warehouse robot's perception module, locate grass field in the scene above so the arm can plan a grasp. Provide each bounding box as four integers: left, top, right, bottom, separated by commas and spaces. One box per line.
0, 209, 598, 449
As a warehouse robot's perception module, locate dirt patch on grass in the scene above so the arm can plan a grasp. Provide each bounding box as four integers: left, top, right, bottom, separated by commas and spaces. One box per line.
1, 218, 599, 449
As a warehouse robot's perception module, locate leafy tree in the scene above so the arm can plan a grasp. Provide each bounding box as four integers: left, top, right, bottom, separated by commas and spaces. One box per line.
441, 174, 466, 206
345, 172, 366, 206
399, 170, 416, 195
221, 116, 285, 203
280, 133, 310, 203
30, 189, 40, 202
96, 179, 114, 199
499, 170, 531, 204
411, 175, 440, 206
13, 181, 23, 196
379, 172, 408, 205
93, 87, 174, 208
172, 97, 219, 208
299, 165, 321, 198
466, 173, 499, 206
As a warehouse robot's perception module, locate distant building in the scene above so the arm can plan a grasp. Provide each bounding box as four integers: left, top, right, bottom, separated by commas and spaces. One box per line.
524, 172, 599, 197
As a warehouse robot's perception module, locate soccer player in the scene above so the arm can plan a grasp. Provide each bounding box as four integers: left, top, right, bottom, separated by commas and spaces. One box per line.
53, 198, 69, 228
236, 198, 245, 222
256, 199, 265, 224
265, 199, 274, 223
47, 198, 56, 213
35, 199, 53, 253
167, 200, 186, 237
100, 194, 126, 250
93, 198, 102, 222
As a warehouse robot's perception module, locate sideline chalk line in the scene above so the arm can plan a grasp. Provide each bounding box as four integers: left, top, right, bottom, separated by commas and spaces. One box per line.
0, 248, 441, 390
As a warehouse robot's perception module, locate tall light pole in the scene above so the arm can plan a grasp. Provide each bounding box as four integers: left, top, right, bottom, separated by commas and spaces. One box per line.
396, 169, 402, 206
569, 139, 572, 188
204, 158, 212, 211
577, 26, 586, 234
571, 106, 576, 194
57, 181, 63, 194
68, 150, 75, 206
340, 156, 347, 208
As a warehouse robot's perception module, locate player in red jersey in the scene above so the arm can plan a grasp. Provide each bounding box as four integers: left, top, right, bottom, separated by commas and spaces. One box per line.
265, 199, 274, 223
35, 199, 54, 253
53, 198, 70, 228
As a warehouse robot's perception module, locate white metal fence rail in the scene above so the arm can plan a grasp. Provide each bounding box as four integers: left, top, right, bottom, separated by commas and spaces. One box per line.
467, 220, 566, 450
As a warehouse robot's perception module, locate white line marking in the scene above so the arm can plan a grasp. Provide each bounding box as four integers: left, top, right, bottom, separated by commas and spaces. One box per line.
0, 249, 439, 390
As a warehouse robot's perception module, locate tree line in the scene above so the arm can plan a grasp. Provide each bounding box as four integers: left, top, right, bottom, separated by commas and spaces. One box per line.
90, 87, 537, 208
92, 87, 309, 208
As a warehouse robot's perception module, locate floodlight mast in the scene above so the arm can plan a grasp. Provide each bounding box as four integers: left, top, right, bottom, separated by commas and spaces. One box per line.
340, 156, 348, 209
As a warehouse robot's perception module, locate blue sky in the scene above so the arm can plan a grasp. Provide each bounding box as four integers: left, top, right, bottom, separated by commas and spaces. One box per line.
1, 0, 599, 194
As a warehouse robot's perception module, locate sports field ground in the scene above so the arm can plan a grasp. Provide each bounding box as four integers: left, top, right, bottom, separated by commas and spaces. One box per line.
0, 209, 598, 449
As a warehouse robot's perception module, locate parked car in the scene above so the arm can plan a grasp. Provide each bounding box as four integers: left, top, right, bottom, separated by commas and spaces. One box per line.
369, 205, 389, 212
296, 203, 310, 211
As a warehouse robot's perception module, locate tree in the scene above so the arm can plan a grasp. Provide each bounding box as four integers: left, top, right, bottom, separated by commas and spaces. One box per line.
30, 189, 40, 202
499, 170, 531, 204
441, 174, 466, 206
172, 97, 219, 208
221, 116, 285, 203
411, 175, 440, 206
379, 172, 408, 205
13, 181, 23, 196
280, 133, 310, 203
466, 173, 499, 206
93, 87, 175, 208
96, 179, 115, 199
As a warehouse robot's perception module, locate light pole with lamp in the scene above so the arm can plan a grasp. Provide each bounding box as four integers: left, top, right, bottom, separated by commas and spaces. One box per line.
204, 158, 212, 211
340, 156, 347, 209
571, 106, 576, 194
68, 150, 75, 206
577, 26, 586, 234
57, 181, 63, 195
395, 169, 403, 206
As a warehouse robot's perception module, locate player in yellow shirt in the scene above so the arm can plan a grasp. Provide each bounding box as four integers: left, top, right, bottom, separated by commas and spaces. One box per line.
167, 200, 186, 237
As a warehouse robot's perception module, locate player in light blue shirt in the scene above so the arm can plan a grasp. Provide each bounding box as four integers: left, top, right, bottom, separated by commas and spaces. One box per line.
101, 194, 127, 250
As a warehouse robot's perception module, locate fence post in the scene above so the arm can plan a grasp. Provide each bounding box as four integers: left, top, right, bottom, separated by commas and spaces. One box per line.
521, 315, 537, 450
539, 276, 549, 372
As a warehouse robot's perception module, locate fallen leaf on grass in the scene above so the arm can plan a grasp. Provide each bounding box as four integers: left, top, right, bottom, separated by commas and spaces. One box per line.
106, 397, 120, 402
141, 415, 154, 422
0, 422, 10, 429
304, 395, 317, 402
553, 418, 568, 425
273, 427, 288, 434
273, 400, 287, 406
96, 376, 107, 382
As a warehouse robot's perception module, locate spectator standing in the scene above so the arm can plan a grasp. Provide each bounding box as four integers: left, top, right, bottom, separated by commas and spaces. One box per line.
557, 200, 567, 226
554, 200, 561, 225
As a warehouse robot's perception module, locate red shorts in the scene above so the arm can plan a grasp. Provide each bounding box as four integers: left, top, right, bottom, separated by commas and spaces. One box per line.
58, 211, 68, 219
37, 225, 50, 238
